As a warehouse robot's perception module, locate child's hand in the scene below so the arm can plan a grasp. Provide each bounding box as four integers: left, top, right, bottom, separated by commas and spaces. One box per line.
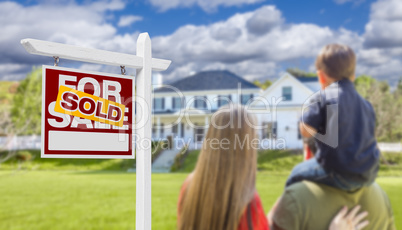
329, 205, 369, 230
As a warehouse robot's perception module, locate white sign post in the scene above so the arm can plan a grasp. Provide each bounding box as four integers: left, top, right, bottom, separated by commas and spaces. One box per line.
21, 33, 171, 230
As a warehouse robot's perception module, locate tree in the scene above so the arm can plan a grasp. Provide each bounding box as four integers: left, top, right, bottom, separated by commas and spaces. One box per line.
286, 68, 317, 77
355, 75, 402, 142
11, 67, 42, 135
253, 79, 272, 90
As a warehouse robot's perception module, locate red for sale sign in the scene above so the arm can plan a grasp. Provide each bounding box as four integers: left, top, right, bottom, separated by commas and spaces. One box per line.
41, 65, 135, 159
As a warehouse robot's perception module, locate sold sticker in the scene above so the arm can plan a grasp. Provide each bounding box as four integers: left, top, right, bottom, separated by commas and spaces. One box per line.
54, 85, 126, 127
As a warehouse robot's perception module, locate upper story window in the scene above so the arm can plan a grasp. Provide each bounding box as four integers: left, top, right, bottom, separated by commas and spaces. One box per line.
172, 97, 184, 110
218, 95, 231, 107
241, 94, 253, 105
282, 87, 292, 101
194, 96, 207, 109
154, 98, 165, 110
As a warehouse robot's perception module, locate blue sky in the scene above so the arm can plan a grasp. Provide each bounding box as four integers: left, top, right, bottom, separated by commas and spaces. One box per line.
1, 0, 401, 85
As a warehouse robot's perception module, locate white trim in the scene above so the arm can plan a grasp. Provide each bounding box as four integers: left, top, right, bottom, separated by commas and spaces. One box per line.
48, 131, 128, 151
258, 73, 314, 98
21, 38, 170, 71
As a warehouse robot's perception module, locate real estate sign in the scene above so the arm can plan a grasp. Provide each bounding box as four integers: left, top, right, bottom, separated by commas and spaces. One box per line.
41, 65, 135, 159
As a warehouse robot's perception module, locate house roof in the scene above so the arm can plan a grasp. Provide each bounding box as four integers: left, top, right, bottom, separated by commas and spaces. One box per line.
294, 76, 318, 83
154, 70, 259, 93
292, 76, 320, 92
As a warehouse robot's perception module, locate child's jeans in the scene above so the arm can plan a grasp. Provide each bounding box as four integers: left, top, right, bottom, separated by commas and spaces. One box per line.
286, 158, 374, 192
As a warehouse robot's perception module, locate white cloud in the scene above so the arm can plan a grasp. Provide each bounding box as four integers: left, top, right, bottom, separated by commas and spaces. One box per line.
364, 0, 402, 48
148, 0, 264, 12
1, 0, 401, 86
151, 6, 362, 82
333, 0, 365, 5
151, 2, 401, 85
0, 0, 138, 80
118, 15, 143, 27
246, 5, 283, 35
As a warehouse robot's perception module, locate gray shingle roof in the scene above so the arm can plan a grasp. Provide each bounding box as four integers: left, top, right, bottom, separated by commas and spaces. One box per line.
294, 76, 318, 83
155, 70, 259, 93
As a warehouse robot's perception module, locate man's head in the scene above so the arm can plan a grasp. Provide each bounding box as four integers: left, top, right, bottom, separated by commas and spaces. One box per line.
315, 44, 356, 88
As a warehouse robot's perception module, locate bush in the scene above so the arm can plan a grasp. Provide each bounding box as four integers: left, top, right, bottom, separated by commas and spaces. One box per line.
15, 151, 33, 161
170, 145, 189, 172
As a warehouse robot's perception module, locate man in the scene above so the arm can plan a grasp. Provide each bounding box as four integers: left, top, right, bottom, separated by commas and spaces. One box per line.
271, 138, 396, 230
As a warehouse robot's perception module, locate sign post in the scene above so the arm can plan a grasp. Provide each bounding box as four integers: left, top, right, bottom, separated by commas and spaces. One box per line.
21, 33, 170, 230
135, 33, 152, 230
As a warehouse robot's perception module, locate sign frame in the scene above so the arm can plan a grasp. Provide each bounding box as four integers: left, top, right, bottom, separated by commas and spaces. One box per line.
41, 65, 136, 159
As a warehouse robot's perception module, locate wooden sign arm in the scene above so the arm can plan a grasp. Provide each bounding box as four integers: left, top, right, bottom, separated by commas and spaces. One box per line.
21, 38, 171, 71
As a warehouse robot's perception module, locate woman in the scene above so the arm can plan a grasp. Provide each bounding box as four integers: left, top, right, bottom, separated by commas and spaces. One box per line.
177, 105, 368, 230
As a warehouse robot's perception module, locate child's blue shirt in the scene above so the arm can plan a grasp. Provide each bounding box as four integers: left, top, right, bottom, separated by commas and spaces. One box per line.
301, 79, 379, 183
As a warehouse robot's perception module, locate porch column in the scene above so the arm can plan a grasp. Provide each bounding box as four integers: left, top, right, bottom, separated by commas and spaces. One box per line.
157, 117, 161, 139
205, 116, 209, 128
178, 122, 182, 139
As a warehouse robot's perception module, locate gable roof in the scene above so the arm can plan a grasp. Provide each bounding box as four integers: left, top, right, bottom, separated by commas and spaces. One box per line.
258, 73, 315, 99
293, 76, 320, 92
294, 76, 318, 83
155, 70, 259, 93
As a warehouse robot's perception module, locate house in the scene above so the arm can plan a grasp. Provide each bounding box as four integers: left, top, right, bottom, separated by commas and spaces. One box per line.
250, 73, 320, 149
152, 71, 319, 150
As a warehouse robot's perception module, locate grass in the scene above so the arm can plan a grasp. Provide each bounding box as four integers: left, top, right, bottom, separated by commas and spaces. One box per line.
177, 149, 402, 176
0, 171, 401, 230
1, 149, 401, 229
0, 150, 135, 171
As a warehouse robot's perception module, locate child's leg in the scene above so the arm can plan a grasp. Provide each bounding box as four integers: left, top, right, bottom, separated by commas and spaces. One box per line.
286, 158, 329, 187
286, 158, 368, 191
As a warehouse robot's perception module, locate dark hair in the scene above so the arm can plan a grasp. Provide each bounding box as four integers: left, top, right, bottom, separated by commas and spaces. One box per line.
315, 44, 356, 80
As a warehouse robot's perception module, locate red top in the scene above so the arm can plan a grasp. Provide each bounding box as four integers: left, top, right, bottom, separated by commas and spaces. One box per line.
178, 175, 269, 230
304, 143, 314, 161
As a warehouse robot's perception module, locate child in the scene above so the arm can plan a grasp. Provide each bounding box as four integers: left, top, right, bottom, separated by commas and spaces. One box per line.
286, 44, 380, 191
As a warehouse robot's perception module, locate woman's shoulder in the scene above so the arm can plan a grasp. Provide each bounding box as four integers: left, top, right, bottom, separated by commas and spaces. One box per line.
181, 173, 194, 191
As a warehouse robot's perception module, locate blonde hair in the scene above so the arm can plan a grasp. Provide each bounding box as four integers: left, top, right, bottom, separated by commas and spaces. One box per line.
178, 105, 258, 230
315, 44, 356, 80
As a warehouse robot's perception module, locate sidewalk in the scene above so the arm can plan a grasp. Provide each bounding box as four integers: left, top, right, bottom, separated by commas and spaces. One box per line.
152, 149, 180, 173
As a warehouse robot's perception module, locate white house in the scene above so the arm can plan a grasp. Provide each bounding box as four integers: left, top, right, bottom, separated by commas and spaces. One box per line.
152, 71, 319, 150
250, 73, 320, 149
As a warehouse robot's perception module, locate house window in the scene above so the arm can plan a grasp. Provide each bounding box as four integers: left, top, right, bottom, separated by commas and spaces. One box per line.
262, 122, 277, 139
282, 87, 292, 101
194, 96, 207, 109
241, 94, 253, 105
172, 97, 183, 110
152, 125, 156, 138
218, 95, 231, 107
154, 98, 165, 110
194, 123, 204, 142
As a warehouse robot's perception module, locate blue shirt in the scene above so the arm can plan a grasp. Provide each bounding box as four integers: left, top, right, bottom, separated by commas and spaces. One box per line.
301, 79, 379, 182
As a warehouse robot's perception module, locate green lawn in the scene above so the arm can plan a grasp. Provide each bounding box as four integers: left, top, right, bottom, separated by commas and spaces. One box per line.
0, 171, 401, 230
1, 149, 401, 229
